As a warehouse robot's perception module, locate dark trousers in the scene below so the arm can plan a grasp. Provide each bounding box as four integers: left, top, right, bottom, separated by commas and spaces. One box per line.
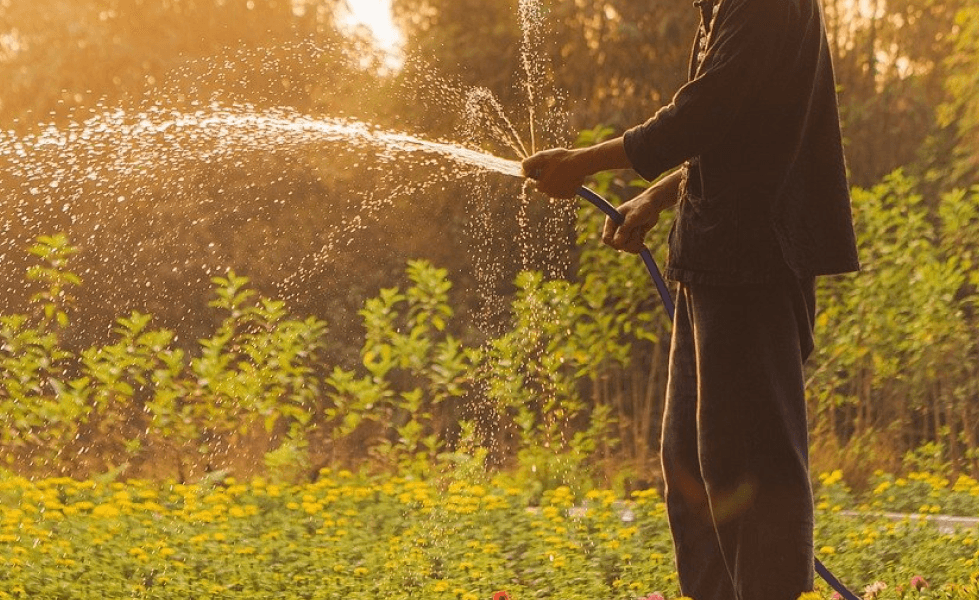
661, 279, 816, 600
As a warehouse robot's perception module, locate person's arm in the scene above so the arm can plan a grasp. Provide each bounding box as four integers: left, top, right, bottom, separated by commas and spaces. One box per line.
521, 137, 631, 200
602, 169, 683, 254
624, 0, 791, 180
524, 0, 790, 199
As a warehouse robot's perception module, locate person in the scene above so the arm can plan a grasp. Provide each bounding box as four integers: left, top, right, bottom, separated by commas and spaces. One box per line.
521, 0, 860, 597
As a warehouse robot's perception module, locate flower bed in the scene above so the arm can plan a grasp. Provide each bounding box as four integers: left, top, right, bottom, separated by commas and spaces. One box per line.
1, 471, 977, 599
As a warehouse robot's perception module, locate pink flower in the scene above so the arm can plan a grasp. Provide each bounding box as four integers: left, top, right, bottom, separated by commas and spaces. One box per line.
641, 594, 666, 600
863, 581, 887, 600
910, 576, 929, 591
864, 581, 887, 599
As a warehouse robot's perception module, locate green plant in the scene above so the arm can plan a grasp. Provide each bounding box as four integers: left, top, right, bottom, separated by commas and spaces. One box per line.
74, 312, 180, 468
809, 171, 979, 480
0, 234, 81, 467
325, 260, 477, 477
188, 271, 328, 470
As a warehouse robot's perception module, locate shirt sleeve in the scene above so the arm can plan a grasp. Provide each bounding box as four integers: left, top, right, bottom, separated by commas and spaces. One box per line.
624, 0, 792, 181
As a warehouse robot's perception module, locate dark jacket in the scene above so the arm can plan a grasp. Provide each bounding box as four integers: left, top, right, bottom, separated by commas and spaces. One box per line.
623, 0, 860, 284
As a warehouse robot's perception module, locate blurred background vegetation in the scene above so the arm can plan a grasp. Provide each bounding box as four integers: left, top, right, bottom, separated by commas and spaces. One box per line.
0, 0, 977, 489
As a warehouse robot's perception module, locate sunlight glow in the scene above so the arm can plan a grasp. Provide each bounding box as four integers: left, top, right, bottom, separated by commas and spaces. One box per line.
342, 0, 404, 63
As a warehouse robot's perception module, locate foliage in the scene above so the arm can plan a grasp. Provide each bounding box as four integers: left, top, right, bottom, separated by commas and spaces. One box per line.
391, 0, 696, 142
0, 235, 82, 464
813, 469, 979, 600
5, 156, 979, 487
2, 234, 659, 488
330, 259, 477, 477
392, 0, 979, 189
936, 0, 979, 185
808, 170, 979, 480
0, 243, 482, 481
0, 0, 355, 127
1, 130, 677, 489
821, 0, 966, 186
2, 470, 979, 599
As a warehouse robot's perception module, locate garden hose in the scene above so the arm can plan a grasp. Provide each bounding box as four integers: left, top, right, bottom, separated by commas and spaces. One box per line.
575, 186, 675, 317
574, 186, 861, 600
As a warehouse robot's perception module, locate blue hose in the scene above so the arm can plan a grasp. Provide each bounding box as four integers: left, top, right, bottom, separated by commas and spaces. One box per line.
575, 186, 861, 600
576, 186, 674, 317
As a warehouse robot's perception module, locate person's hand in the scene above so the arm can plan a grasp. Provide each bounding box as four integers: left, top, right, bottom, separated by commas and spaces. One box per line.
601, 184, 672, 254
521, 148, 587, 200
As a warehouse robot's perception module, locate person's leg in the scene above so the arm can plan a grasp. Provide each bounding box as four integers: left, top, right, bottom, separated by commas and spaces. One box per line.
661, 284, 738, 600
690, 280, 815, 600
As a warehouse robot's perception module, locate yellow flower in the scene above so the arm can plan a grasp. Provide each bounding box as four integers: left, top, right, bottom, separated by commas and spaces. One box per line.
631, 488, 660, 501
92, 504, 120, 518
820, 470, 843, 486
541, 506, 561, 520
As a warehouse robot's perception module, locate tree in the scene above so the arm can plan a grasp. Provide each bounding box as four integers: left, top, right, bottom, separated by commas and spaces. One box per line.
391, 0, 696, 149
934, 0, 979, 186
822, 0, 964, 186
0, 0, 358, 129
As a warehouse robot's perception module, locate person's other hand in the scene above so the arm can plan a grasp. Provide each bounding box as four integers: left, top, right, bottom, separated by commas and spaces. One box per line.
601, 184, 670, 254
